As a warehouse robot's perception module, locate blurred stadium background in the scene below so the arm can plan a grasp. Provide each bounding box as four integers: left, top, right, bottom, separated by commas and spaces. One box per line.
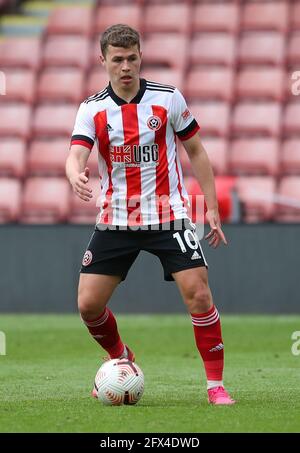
0, 0, 299, 313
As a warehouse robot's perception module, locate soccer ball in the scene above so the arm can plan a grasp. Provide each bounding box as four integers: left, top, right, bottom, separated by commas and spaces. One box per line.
95, 358, 144, 406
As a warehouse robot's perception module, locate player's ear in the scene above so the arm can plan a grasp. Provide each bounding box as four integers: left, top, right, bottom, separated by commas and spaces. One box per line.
100, 55, 105, 65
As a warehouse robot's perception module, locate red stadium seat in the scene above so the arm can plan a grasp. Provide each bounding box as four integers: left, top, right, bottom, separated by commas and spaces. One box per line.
94, 5, 141, 34
232, 102, 281, 137
144, 4, 191, 34
142, 34, 188, 71
0, 104, 31, 139
69, 177, 102, 224
0, 178, 21, 223
189, 102, 230, 137
43, 36, 90, 70
141, 68, 184, 92
275, 177, 300, 222
3, 69, 36, 104
192, 3, 240, 34
185, 67, 234, 102
291, 2, 300, 30
190, 34, 236, 66
0, 139, 26, 178
184, 175, 236, 223
281, 139, 300, 175
236, 68, 285, 102
46, 6, 93, 36
239, 32, 285, 66
241, 1, 289, 34
86, 68, 109, 97
37, 68, 85, 103
32, 105, 78, 138
236, 176, 276, 222
21, 177, 70, 223
287, 33, 300, 67
283, 103, 300, 136
229, 138, 279, 176
0, 37, 41, 69
202, 137, 228, 175
28, 139, 70, 176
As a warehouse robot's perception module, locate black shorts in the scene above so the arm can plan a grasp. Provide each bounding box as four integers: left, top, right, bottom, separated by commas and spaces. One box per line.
80, 220, 208, 282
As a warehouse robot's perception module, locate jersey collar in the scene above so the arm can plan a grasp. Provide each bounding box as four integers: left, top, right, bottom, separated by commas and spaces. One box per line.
107, 78, 147, 106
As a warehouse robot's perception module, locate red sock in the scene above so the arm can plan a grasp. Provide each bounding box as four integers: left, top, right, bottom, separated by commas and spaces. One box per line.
191, 305, 224, 381
81, 308, 125, 358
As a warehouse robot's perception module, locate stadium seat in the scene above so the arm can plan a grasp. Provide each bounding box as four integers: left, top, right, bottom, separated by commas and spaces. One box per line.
236, 176, 276, 222
142, 34, 188, 71
141, 68, 184, 91
21, 177, 70, 223
239, 32, 285, 66
283, 103, 300, 136
43, 36, 90, 70
275, 177, 300, 222
69, 177, 102, 224
241, 1, 289, 34
291, 2, 300, 30
287, 33, 300, 67
201, 137, 228, 175
0, 178, 21, 223
232, 102, 281, 137
236, 68, 285, 102
32, 105, 78, 138
37, 68, 85, 103
144, 4, 191, 34
229, 138, 279, 176
86, 68, 110, 97
189, 102, 230, 137
184, 175, 237, 223
281, 139, 300, 175
0, 37, 41, 69
27, 139, 70, 176
2, 69, 36, 104
185, 67, 234, 102
0, 139, 26, 178
179, 138, 228, 176
46, 6, 93, 36
0, 104, 31, 139
94, 5, 141, 34
190, 34, 236, 66
192, 3, 240, 34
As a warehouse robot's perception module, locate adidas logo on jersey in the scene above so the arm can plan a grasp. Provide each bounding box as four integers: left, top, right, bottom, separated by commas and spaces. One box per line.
209, 343, 224, 353
191, 251, 201, 260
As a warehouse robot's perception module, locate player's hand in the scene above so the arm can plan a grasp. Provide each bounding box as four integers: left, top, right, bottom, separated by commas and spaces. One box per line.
205, 209, 228, 248
71, 167, 93, 202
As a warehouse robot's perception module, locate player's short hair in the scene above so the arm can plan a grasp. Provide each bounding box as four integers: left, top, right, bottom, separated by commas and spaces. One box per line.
100, 24, 140, 58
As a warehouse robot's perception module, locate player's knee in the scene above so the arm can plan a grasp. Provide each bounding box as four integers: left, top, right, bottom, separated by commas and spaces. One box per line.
184, 285, 212, 313
78, 291, 101, 319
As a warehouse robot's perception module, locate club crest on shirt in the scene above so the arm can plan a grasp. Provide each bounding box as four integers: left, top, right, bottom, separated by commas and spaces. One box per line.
82, 250, 93, 266
147, 115, 162, 131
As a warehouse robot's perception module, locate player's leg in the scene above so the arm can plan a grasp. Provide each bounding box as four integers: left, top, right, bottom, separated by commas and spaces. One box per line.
172, 266, 235, 405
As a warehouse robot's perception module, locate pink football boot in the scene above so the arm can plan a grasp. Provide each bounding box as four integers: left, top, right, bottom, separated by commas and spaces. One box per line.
207, 386, 236, 405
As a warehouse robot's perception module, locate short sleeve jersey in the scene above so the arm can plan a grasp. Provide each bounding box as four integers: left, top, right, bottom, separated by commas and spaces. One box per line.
71, 79, 200, 226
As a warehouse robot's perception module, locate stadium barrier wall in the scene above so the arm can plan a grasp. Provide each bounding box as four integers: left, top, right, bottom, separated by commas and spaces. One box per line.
0, 224, 299, 314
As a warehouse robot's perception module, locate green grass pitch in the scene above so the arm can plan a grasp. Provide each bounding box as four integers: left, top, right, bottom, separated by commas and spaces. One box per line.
0, 314, 299, 433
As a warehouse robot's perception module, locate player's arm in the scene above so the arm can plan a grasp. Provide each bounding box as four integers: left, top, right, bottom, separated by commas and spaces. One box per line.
66, 145, 93, 202
182, 133, 227, 248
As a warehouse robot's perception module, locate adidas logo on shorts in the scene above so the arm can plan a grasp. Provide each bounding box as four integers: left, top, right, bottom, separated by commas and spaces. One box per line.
191, 251, 201, 260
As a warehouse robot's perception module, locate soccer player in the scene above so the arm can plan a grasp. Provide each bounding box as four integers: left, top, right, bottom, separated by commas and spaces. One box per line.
66, 24, 235, 405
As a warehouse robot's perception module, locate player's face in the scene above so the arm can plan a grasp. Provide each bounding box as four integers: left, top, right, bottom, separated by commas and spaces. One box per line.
101, 45, 142, 91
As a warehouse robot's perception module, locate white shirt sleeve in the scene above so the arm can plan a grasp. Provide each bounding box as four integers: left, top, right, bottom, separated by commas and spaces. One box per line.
70, 101, 96, 150
169, 88, 200, 141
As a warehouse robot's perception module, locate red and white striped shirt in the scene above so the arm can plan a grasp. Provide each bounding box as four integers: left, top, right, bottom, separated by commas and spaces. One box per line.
71, 79, 200, 226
